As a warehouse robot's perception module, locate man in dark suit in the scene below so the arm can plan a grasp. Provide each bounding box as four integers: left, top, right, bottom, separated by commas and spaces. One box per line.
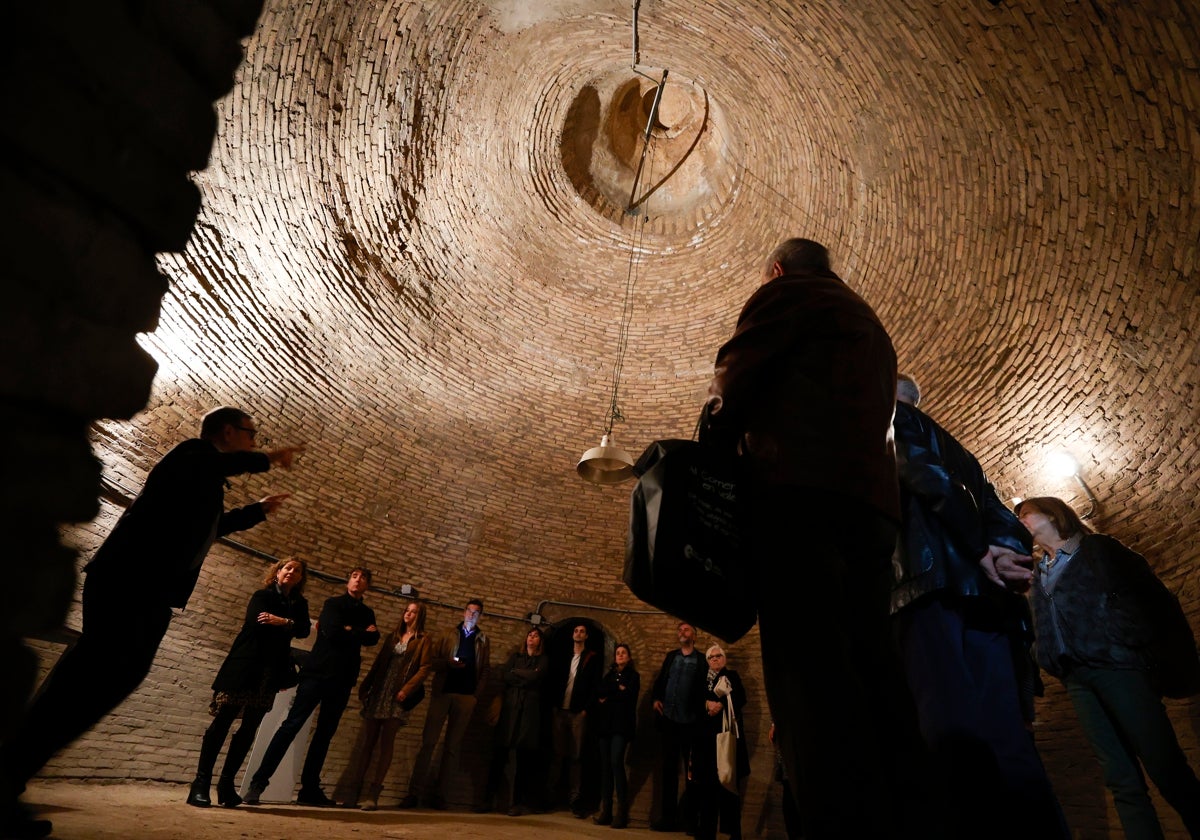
0, 406, 302, 834
244, 567, 379, 806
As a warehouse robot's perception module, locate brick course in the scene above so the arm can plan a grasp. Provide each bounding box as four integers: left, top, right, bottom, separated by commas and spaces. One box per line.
12, 1, 1200, 838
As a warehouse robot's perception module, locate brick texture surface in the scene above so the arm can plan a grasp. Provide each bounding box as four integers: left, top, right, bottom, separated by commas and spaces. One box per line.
19, 1, 1200, 838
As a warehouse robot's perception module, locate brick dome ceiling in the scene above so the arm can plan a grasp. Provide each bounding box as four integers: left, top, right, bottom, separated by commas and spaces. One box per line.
96, 0, 1198, 601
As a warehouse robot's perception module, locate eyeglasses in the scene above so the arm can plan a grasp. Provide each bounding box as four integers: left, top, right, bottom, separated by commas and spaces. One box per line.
235, 425, 258, 439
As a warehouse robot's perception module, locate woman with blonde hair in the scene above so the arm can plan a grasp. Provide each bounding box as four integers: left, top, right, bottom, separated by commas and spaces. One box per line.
187, 556, 310, 808
339, 599, 432, 810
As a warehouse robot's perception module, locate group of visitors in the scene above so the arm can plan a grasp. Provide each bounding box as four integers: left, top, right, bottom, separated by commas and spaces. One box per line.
3, 237, 1199, 840
187, 580, 750, 837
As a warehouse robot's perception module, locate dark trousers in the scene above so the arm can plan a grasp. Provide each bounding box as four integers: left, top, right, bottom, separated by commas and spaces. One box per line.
2, 571, 172, 793
695, 781, 742, 840
753, 488, 942, 840
779, 777, 802, 840
896, 595, 1069, 839
1066, 666, 1200, 840
597, 734, 629, 816
656, 716, 696, 828
487, 745, 542, 810
196, 703, 269, 785
249, 675, 351, 793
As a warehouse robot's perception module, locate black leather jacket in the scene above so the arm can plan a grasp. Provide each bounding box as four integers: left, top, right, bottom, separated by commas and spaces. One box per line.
891, 401, 1031, 613
1031, 534, 1168, 679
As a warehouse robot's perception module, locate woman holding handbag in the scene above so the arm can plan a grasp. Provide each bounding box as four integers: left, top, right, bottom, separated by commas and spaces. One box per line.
691, 645, 749, 840
187, 557, 310, 809
339, 599, 432, 810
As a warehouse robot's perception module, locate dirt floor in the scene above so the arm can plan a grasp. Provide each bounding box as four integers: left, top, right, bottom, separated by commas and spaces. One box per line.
22, 781, 664, 839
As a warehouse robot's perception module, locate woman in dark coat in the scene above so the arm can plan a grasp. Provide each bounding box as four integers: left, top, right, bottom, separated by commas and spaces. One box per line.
485, 626, 549, 815
691, 645, 749, 840
187, 556, 310, 808
593, 643, 640, 829
339, 599, 432, 809
1018, 497, 1200, 839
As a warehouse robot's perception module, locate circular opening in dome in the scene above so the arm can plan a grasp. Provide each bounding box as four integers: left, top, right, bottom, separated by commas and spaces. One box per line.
558, 69, 737, 223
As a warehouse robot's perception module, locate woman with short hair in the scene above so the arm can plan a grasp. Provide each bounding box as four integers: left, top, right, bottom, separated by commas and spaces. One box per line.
692, 645, 749, 840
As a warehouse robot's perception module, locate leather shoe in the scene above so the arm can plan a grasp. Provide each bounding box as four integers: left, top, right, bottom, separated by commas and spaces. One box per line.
594, 812, 613, 826
398, 794, 419, 809
185, 780, 211, 808
296, 788, 336, 807
216, 780, 242, 809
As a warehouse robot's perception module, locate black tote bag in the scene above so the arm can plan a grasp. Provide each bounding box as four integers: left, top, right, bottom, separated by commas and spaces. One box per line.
624, 439, 757, 642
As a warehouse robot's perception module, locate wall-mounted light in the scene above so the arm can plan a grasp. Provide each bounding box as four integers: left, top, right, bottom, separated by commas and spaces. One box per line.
1045, 450, 1099, 519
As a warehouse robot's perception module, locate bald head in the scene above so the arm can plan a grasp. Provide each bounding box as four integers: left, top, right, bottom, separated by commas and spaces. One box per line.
763, 238, 831, 280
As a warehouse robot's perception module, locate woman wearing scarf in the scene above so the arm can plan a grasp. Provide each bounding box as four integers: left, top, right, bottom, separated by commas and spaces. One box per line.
692, 645, 749, 840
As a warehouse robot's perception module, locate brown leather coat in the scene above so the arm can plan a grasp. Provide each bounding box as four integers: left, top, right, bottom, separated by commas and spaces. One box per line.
705, 269, 899, 522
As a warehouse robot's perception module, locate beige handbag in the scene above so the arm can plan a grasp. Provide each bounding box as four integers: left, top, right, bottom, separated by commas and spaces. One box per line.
716, 691, 739, 794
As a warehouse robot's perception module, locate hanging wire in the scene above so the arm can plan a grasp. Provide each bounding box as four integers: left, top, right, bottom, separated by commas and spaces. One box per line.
702, 116, 887, 288
604, 134, 657, 436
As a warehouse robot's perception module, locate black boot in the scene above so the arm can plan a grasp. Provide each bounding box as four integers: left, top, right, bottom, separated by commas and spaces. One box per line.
216, 776, 242, 808
186, 776, 212, 808
190, 712, 230, 809
612, 801, 629, 829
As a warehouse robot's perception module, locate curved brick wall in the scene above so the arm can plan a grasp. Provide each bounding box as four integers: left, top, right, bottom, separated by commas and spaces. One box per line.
23, 1, 1199, 837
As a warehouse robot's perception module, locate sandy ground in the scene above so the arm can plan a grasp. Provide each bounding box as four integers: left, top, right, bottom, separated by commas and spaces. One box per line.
22, 781, 667, 840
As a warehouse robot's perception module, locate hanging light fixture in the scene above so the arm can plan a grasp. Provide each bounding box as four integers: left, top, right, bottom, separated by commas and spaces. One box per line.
578, 13, 668, 485
576, 220, 642, 484
578, 432, 635, 484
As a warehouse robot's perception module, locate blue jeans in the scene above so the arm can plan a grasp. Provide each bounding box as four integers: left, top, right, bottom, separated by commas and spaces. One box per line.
896, 595, 1068, 839
249, 675, 351, 793
1065, 666, 1200, 840
598, 734, 629, 815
